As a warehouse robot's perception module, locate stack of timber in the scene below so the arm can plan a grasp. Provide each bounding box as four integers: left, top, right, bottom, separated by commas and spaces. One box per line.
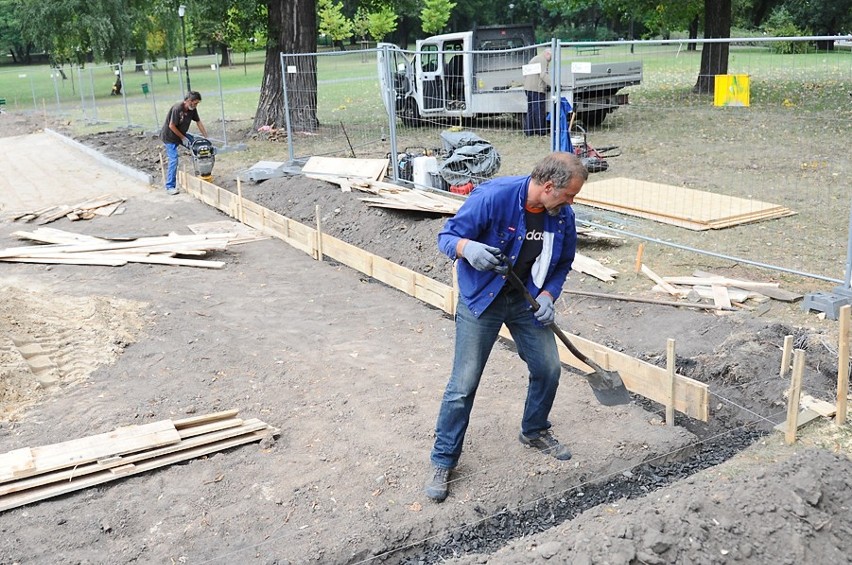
641, 265, 802, 309
317, 174, 464, 215
576, 178, 796, 230
0, 227, 236, 268
187, 220, 269, 245
0, 409, 277, 512
10, 195, 125, 224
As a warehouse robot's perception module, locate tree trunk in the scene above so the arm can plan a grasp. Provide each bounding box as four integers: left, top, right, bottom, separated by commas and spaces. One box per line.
694, 0, 731, 94
688, 16, 699, 51
253, 0, 318, 132
220, 44, 232, 68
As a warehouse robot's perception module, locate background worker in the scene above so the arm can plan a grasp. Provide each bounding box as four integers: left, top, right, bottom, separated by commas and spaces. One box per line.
523, 48, 552, 136
161, 91, 208, 195
425, 152, 589, 503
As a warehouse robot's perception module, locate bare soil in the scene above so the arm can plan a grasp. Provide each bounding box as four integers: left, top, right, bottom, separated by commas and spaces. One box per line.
0, 111, 850, 564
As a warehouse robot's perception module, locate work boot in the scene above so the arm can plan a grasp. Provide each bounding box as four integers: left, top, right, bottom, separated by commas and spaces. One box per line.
424, 466, 451, 503
519, 430, 572, 461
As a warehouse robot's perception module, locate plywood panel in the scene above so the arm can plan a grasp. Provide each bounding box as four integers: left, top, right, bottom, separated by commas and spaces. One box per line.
303, 157, 388, 180
577, 177, 795, 230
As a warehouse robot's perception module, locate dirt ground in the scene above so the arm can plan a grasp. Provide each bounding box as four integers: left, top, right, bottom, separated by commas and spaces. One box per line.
1, 110, 851, 564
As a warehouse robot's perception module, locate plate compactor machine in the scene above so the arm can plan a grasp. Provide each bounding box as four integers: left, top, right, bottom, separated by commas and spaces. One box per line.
189, 137, 216, 181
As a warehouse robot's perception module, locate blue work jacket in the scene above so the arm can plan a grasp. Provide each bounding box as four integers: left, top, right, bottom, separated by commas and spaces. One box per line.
437, 175, 577, 318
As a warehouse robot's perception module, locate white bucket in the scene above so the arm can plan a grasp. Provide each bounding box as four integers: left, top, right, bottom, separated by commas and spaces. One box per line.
412, 156, 438, 188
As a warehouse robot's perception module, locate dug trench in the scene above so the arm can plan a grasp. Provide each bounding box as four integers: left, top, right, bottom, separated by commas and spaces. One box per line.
2, 124, 846, 563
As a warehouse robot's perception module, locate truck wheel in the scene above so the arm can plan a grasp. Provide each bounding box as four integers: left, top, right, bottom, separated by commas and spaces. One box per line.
400, 99, 422, 127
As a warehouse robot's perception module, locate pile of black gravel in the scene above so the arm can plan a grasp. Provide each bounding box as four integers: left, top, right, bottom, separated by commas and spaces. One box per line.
396, 425, 766, 564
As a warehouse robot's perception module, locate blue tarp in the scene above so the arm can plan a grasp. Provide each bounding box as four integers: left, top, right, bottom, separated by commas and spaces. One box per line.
547, 97, 574, 153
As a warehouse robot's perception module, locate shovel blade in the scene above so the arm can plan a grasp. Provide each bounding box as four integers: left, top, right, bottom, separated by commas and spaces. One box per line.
582, 361, 632, 406
589, 380, 632, 406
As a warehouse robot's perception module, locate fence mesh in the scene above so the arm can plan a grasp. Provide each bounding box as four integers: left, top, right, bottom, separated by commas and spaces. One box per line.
3, 36, 850, 282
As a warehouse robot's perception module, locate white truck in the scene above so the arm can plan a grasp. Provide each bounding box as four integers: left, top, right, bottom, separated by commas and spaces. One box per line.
378, 24, 642, 128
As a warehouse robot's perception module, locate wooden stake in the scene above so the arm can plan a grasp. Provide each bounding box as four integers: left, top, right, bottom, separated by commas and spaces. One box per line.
666, 338, 676, 426
780, 335, 793, 379
236, 177, 245, 223
634, 243, 645, 273
315, 204, 323, 261
785, 349, 805, 445
838, 305, 849, 426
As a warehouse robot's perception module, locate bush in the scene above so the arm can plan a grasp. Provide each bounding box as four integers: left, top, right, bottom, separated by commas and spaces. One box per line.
763, 7, 811, 54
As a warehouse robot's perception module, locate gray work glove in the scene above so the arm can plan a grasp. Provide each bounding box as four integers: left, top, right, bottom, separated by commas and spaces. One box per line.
533, 293, 555, 325
181, 137, 192, 148
463, 241, 507, 273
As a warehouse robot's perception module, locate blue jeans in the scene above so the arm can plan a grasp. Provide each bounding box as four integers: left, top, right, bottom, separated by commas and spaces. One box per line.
163, 133, 195, 190
430, 286, 562, 469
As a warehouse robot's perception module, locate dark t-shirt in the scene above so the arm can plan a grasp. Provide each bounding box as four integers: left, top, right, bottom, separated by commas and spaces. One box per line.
513, 208, 545, 283
161, 101, 199, 144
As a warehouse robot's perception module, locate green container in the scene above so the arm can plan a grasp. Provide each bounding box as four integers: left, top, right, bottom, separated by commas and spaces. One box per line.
141, 83, 149, 96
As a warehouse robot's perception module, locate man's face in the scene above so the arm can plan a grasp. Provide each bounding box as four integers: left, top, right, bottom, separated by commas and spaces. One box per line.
186, 99, 200, 110
542, 178, 583, 216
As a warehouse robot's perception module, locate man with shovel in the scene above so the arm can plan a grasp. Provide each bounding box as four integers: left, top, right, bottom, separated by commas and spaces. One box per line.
426, 152, 588, 503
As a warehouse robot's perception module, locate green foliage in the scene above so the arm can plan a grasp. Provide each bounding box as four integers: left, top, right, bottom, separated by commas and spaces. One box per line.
17, 0, 134, 64
763, 6, 810, 54
784, 0, 852, 36
421, 0, 456, 35
318, 0, 353, 43
366, 6, 397, 41
352, 8, 370, 40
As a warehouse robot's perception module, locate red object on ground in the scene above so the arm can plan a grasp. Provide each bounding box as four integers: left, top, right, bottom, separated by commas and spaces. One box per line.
450, 182, 474, 195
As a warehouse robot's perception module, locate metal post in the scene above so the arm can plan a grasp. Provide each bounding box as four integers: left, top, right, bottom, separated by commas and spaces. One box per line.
381, 44, 399, 183
77, 66, 86, 121
118, 65, 131, 127
146, 63, 159, 130
51, 70, 61, 112
550, 38, 559, 152
280, 53, 295, 163
88, 67, 98, 121
175, 57, 185, 99
179, 5, 191, 92
213, 60, 227, 146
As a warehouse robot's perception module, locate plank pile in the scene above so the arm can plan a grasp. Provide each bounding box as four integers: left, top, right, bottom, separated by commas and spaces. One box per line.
0, 409, 277, 512
187, 220, 270, 245
1, 227, 236, 268
641, 266, 802, 310
576, 178, 796, 230
10, 195, 125, 224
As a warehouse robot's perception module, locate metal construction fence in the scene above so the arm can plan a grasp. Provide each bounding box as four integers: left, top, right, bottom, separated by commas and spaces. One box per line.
2, 36, 850, 290
279, 35, 852, 289
0, 54, 248, 149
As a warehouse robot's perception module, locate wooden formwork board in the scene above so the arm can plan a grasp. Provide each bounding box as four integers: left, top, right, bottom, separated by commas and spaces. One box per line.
576, 177, 795, 230
180, 175, 709, 421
